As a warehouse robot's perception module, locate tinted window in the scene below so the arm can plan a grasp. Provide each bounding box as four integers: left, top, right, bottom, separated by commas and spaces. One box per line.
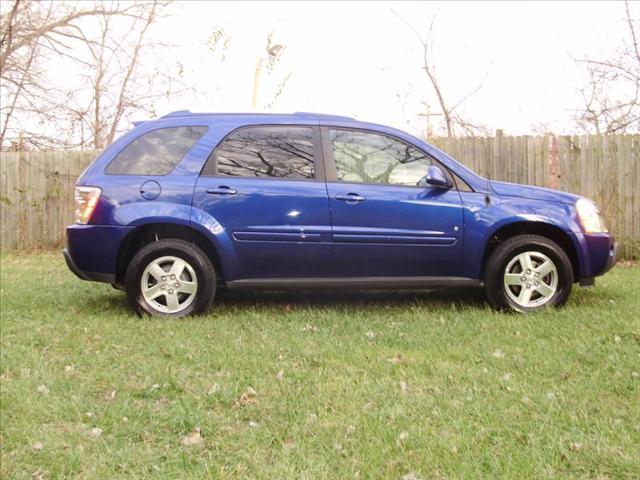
210, 126, 315, 179
329, 129, 436, 186
106, 126, 207, 175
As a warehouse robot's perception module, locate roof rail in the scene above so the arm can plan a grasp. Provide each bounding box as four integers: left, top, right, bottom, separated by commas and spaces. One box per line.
157, 110, 356, 120
162, 110, 192, 118
293, 111, 355, 120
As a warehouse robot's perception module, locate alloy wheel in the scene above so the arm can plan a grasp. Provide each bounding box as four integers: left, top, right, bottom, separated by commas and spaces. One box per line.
503, 251, 558, 308
140, 256, 198, 314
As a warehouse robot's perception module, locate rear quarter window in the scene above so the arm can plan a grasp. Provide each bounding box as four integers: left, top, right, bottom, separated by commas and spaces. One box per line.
106, 126, 208, 175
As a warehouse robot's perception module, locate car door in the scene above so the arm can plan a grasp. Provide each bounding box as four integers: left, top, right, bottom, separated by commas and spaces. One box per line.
322, 127, 464, 277
192, 125, 332, 279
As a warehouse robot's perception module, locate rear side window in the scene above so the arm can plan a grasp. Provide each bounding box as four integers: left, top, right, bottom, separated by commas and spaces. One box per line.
203, 126, 315, 179
106, 126, 208, 175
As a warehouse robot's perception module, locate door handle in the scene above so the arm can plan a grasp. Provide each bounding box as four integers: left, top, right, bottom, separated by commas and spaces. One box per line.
206, 186, 237, 195
335, 193, 366, 202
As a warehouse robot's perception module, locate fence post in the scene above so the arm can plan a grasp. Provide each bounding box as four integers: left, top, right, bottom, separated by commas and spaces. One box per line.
494, 129, 503, 181
550, 134, 559, 190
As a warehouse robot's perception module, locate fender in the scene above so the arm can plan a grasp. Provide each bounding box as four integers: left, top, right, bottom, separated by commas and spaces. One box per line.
114, 201, 193, 227
189, 206, 241, 280
460, 193, 583, 278
110, 201, 240, 281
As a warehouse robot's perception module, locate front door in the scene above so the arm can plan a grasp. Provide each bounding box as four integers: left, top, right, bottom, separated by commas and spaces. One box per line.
192, 125, 331, 279
323, 127, 464, 277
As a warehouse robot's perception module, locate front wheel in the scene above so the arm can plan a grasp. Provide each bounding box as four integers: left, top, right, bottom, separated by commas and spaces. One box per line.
484, 235, 573, 312
124, 239, 216, 317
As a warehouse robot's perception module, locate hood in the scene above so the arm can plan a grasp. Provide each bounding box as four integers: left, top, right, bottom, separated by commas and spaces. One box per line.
490, 181, 581, 205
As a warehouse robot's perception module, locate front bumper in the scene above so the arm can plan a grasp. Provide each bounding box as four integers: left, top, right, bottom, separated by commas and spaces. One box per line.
573, 231, 618, 276
576, 235, 618, 286
602, 241, 619, 274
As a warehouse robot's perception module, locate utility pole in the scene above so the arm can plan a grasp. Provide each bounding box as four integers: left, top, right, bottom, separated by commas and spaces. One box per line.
251, 55, 263, 110
417, 104, 442, 140
251, 37, 284, 110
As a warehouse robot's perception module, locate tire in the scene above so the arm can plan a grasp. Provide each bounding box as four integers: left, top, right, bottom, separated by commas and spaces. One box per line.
484, 234, 573, 313
124, 239, 216, 318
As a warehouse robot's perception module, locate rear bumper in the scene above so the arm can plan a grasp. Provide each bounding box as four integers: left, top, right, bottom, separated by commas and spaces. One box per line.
64, 224, 132, 284
63, 248, 115, 284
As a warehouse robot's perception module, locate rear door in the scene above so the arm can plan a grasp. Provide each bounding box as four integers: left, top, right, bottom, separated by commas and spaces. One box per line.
192, 125, 331, 279
322, 127, 464, 277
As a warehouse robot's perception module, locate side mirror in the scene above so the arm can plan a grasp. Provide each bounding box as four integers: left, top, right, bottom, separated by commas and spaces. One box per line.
421, 165, 452, 190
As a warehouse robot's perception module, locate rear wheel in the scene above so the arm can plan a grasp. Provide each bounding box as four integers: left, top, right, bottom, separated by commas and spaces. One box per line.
484, 234, 573, 312
125, 239, 216, 317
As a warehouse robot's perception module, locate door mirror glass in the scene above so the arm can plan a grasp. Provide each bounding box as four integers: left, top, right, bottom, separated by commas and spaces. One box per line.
420, 165, 452, 189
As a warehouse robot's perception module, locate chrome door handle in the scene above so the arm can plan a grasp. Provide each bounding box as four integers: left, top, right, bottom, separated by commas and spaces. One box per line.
335, 193, 366, 202
206, 186, 237, 195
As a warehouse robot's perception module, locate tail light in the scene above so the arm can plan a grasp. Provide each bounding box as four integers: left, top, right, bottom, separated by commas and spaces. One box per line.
74, 186, 101, 224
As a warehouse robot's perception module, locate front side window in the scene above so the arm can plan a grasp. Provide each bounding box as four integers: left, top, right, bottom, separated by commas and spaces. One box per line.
329, 129, 436, 186
106, 126, 208, 175
211, 126, 315, 179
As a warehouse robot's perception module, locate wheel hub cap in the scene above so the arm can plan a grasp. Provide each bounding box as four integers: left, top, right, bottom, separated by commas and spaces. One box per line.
141, 256, 198, 314
504, 251, 558, 308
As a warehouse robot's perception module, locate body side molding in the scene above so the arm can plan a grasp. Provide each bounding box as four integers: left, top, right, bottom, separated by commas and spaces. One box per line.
226, 276, 480, 291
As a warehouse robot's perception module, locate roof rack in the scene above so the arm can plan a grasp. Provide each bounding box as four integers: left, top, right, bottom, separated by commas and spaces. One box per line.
160, 110, 356, 121
293, 111, 355, 120
162, 109, 193, 118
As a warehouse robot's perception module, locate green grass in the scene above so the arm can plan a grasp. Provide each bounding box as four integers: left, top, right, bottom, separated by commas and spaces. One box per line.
1, 253, 639, 479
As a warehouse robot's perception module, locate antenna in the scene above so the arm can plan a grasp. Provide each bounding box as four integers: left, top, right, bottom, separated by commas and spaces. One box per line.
485, 173, 491, 206
486, 129, 502, 206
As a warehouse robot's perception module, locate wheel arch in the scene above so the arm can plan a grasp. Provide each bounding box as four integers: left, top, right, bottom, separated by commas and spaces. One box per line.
481, 221, 580, 281
115, 223, 224, 287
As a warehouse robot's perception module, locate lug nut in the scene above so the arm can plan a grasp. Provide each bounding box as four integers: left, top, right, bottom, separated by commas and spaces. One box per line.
521, 276, 526, 282
526, 269, 531, 274
526, 283, 531, 288
168, 289, 174, 294
160, 285, 166, 290
174, 283, 179, 288
161, 276, 166, 281
170, 274, 176, 280
534, 281, 540, 286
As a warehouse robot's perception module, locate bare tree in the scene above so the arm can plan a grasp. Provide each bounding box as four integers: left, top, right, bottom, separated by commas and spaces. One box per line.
0, 0, 183, 150
1, 1, 147, 149
392, 9, 488, 138
575, 0, 639, 134
64, 0, 183, 149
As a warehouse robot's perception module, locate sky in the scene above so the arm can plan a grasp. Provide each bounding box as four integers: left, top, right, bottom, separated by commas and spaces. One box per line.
24, 0, 632, 143
142, 0, 631, 137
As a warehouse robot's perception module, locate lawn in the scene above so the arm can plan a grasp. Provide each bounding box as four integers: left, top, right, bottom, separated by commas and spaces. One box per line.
0, 253, 639, 479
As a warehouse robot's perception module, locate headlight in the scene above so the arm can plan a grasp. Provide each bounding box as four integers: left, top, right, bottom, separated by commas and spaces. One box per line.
576, 198, 607, 233
74, 186, 101, 224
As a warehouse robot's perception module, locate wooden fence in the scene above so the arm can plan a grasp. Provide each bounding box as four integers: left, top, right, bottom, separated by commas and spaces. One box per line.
432, 134, 639, 258
1, 151, 96, 252
1, 134, 639, 258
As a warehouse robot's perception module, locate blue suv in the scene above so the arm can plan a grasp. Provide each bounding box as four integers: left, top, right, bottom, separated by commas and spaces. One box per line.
64, 111, 618, 316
